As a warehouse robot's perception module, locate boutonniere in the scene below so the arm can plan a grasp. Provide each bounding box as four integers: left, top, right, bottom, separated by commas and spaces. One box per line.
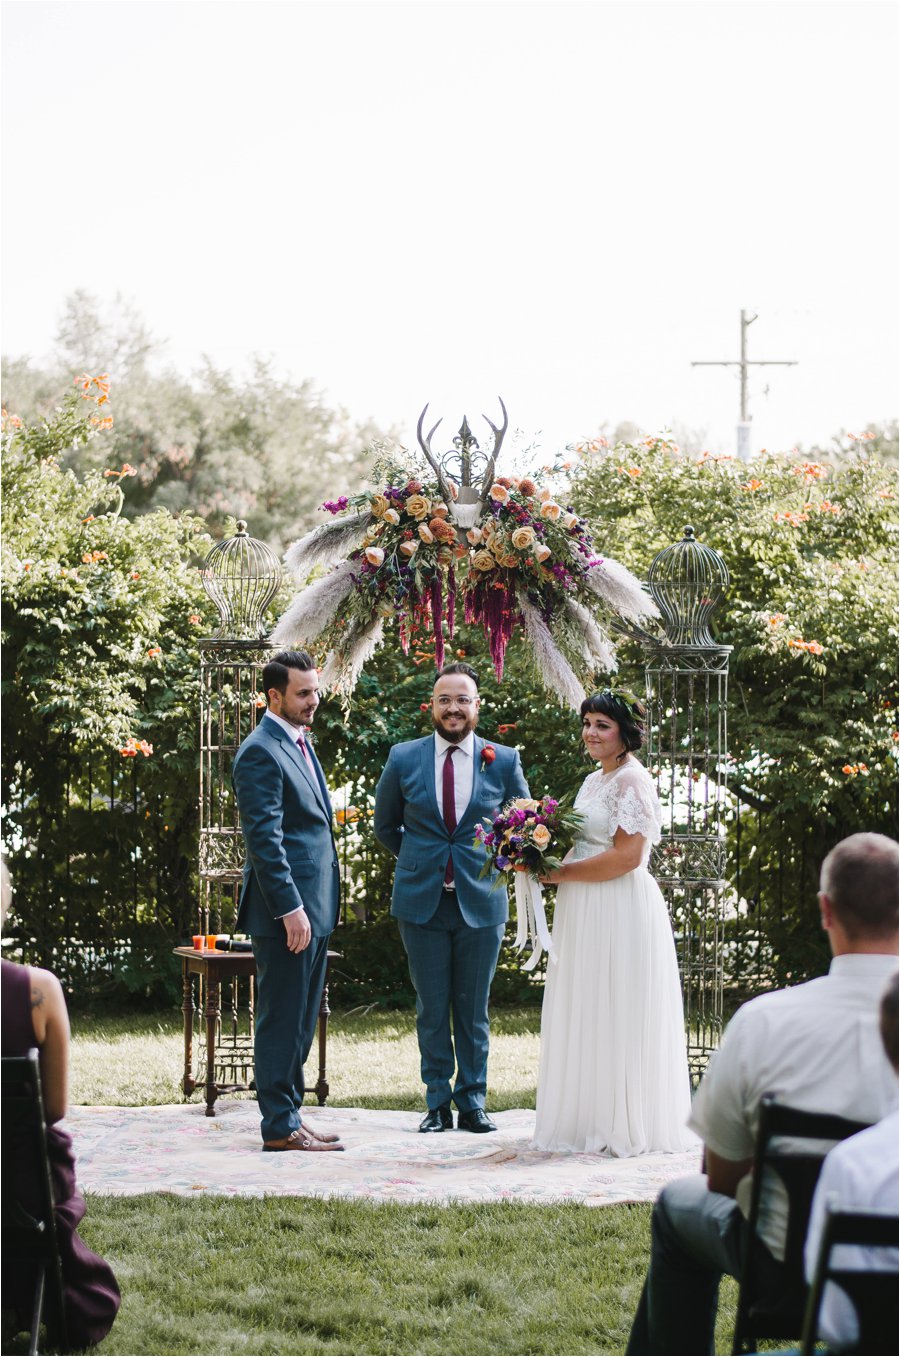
303, 727, 316, 746
480, 745, 496, 771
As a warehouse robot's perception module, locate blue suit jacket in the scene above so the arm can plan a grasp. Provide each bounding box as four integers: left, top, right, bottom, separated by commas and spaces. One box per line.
231, 716, 340, 939
374, 733, 530, 927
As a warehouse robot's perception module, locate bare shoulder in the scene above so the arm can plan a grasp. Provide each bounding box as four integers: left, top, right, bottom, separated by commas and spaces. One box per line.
29, 966, 65, 1012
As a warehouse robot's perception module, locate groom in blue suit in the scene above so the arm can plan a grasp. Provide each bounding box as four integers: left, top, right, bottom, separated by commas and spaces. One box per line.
232, 650, 342, 1152
375, 662, 530, 1133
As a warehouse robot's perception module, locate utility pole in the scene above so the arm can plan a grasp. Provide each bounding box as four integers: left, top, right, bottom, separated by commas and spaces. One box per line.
691, 311, 797, 462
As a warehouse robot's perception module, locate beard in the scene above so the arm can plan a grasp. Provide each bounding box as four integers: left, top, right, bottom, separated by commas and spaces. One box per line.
432, 711, 478, 745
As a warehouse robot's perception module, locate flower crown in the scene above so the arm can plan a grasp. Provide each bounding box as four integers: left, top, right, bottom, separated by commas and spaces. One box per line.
601, 686, 645, 719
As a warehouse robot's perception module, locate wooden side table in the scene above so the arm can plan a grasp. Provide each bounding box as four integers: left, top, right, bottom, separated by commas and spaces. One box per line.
174, 946, 339, 1117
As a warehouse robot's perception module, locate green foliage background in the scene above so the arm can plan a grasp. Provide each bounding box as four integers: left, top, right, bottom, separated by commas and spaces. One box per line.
1, 380, 896, 1008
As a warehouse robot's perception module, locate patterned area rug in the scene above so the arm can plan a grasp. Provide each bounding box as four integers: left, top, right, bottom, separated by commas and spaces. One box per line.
65, 1103, 700, 1205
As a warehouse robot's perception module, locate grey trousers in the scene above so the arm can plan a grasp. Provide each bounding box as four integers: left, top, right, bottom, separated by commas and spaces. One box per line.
626, 1174, 746, 1355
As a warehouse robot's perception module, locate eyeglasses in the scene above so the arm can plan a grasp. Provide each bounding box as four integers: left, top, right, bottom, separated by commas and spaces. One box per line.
434, 696, 477, 708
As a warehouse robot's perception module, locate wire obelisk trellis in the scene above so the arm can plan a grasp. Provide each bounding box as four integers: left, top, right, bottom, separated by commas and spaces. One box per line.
642, 526, 731, 1083
193, 520, 283, 1091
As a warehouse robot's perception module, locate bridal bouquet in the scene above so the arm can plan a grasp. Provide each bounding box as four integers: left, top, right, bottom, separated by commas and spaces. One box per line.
475, 795, 584, 971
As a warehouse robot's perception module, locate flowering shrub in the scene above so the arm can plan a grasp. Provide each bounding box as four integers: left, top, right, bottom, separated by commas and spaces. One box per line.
572, 432, 898, 983
2, 386, 215, 998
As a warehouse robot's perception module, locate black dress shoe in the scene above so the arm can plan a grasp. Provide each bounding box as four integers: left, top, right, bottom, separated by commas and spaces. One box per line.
419, 1105, 453, 1133
457, 1108, 497, 1133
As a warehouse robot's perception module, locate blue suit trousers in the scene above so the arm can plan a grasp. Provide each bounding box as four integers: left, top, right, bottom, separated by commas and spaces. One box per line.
251, 933, 330, 1142
398, 891, 505, 1113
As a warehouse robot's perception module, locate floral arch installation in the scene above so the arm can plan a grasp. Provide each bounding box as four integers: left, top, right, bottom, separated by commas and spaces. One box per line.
271, 401, 660, 706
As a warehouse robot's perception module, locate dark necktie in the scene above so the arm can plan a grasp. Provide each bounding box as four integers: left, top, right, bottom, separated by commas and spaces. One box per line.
443, 747, 457, 885
296, 734, 314, 770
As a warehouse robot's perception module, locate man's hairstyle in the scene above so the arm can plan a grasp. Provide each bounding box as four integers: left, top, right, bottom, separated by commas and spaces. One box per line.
820, 833, 899, 941
434, 662, 479, 689
880, 971, 899, 1073
580, 690, 646, 760
262, 650, 316, 702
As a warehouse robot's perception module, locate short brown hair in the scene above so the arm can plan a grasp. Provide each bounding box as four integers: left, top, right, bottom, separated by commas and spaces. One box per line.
820, 833, 899, 941
434, 662, 479, 688
880, 972, 899, 1072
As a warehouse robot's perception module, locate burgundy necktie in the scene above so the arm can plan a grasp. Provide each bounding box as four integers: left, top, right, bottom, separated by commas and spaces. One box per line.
297, 734, 313, 770
443, 747, 457, 885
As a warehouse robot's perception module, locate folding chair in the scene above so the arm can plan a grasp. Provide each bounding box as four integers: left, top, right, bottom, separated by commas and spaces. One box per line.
732, 1093, 870, 1354
1, 1049, 67, 1356
800, 1208, 899, 1356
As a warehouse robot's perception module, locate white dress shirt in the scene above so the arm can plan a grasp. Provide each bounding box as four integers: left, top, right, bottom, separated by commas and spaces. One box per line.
689, 953, 899, 1259
433, 730, 475, 827
804, 1106, 899, 1349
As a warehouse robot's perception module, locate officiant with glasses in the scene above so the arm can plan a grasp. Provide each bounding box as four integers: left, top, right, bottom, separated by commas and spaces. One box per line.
374, 662, 530, 1134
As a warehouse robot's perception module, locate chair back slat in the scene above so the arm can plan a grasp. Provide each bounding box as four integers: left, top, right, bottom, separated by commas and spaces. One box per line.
732, 1093, 872, 1354
801, 1209, 899, 1355
1, 1050, 68, 1354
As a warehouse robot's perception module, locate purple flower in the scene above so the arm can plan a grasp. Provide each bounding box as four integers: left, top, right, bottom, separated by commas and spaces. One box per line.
544, 798, 559, 813
496, 855, 510, 870
322, 496, 349, 514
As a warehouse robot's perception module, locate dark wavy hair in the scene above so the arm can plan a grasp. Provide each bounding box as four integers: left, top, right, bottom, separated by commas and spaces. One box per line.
580, 690, 646, 764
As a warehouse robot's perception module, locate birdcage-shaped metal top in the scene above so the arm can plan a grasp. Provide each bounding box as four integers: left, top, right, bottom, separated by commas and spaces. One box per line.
200, 520, 282, 640
647, 526, 729, 647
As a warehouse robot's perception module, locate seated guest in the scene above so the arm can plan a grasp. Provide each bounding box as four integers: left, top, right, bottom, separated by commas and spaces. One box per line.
803, 971, 899, 1353
1, 862, 121, 1349
626, 832, 899, 1357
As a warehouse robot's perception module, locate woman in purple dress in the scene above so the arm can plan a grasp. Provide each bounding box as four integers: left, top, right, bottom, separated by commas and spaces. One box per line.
2, 868, 120, 1349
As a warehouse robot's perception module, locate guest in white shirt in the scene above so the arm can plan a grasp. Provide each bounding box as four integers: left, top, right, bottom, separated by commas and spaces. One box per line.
627, 832, 899, 1356
804, 970, 899, 1352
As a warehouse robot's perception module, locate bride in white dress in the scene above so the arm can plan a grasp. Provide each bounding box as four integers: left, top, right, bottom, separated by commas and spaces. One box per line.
532, 690, 694, 1156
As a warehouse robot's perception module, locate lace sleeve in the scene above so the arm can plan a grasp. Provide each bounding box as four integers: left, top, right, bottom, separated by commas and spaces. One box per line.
608, 767, 662, 844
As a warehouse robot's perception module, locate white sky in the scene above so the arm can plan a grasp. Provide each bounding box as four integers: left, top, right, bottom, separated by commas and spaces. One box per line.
2, 0, 897, 458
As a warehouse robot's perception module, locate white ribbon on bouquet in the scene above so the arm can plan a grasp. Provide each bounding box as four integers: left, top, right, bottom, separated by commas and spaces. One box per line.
513, 871, 557, 972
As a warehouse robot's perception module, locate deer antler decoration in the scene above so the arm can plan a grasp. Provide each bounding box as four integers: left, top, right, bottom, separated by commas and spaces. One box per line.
478, 397, 509, 498
416, 406, 450, 504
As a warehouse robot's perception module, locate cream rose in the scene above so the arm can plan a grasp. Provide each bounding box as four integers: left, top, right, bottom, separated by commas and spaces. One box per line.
562, 511, 579, 530
512, 797, 539, 811
399, 540, 418, 558
472, 549, 496, 571
431, 501, 450, 519
405, 494, 431, 520
466, 527, 483, 546
511, 526, 536, 550
534, 542, 552, 562
539, 488, 553, 502
364, 546, 385, 566
499, 553, 520, 569
531, 823, 551, 848
446, 480, 459, 500
370, 493, 389, 518
540, 501, 562, 521
383, 508, 401, 525
481, 519, 496, 540
489, 483, 510, 503
418, 523, 435, 544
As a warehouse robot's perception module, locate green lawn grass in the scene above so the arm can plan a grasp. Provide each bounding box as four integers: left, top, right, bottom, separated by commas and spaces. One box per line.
63, 1007, 740, 1355
68, 1006, 544, 1111
75, 1195, 738, 1356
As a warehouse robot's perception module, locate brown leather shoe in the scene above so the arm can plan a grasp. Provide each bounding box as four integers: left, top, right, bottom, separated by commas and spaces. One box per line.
263, 1129, 345, 1152
299, 1119, 341, 1144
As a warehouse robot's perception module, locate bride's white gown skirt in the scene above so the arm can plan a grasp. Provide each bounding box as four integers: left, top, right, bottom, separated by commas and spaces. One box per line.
532, 865, 695, 1156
